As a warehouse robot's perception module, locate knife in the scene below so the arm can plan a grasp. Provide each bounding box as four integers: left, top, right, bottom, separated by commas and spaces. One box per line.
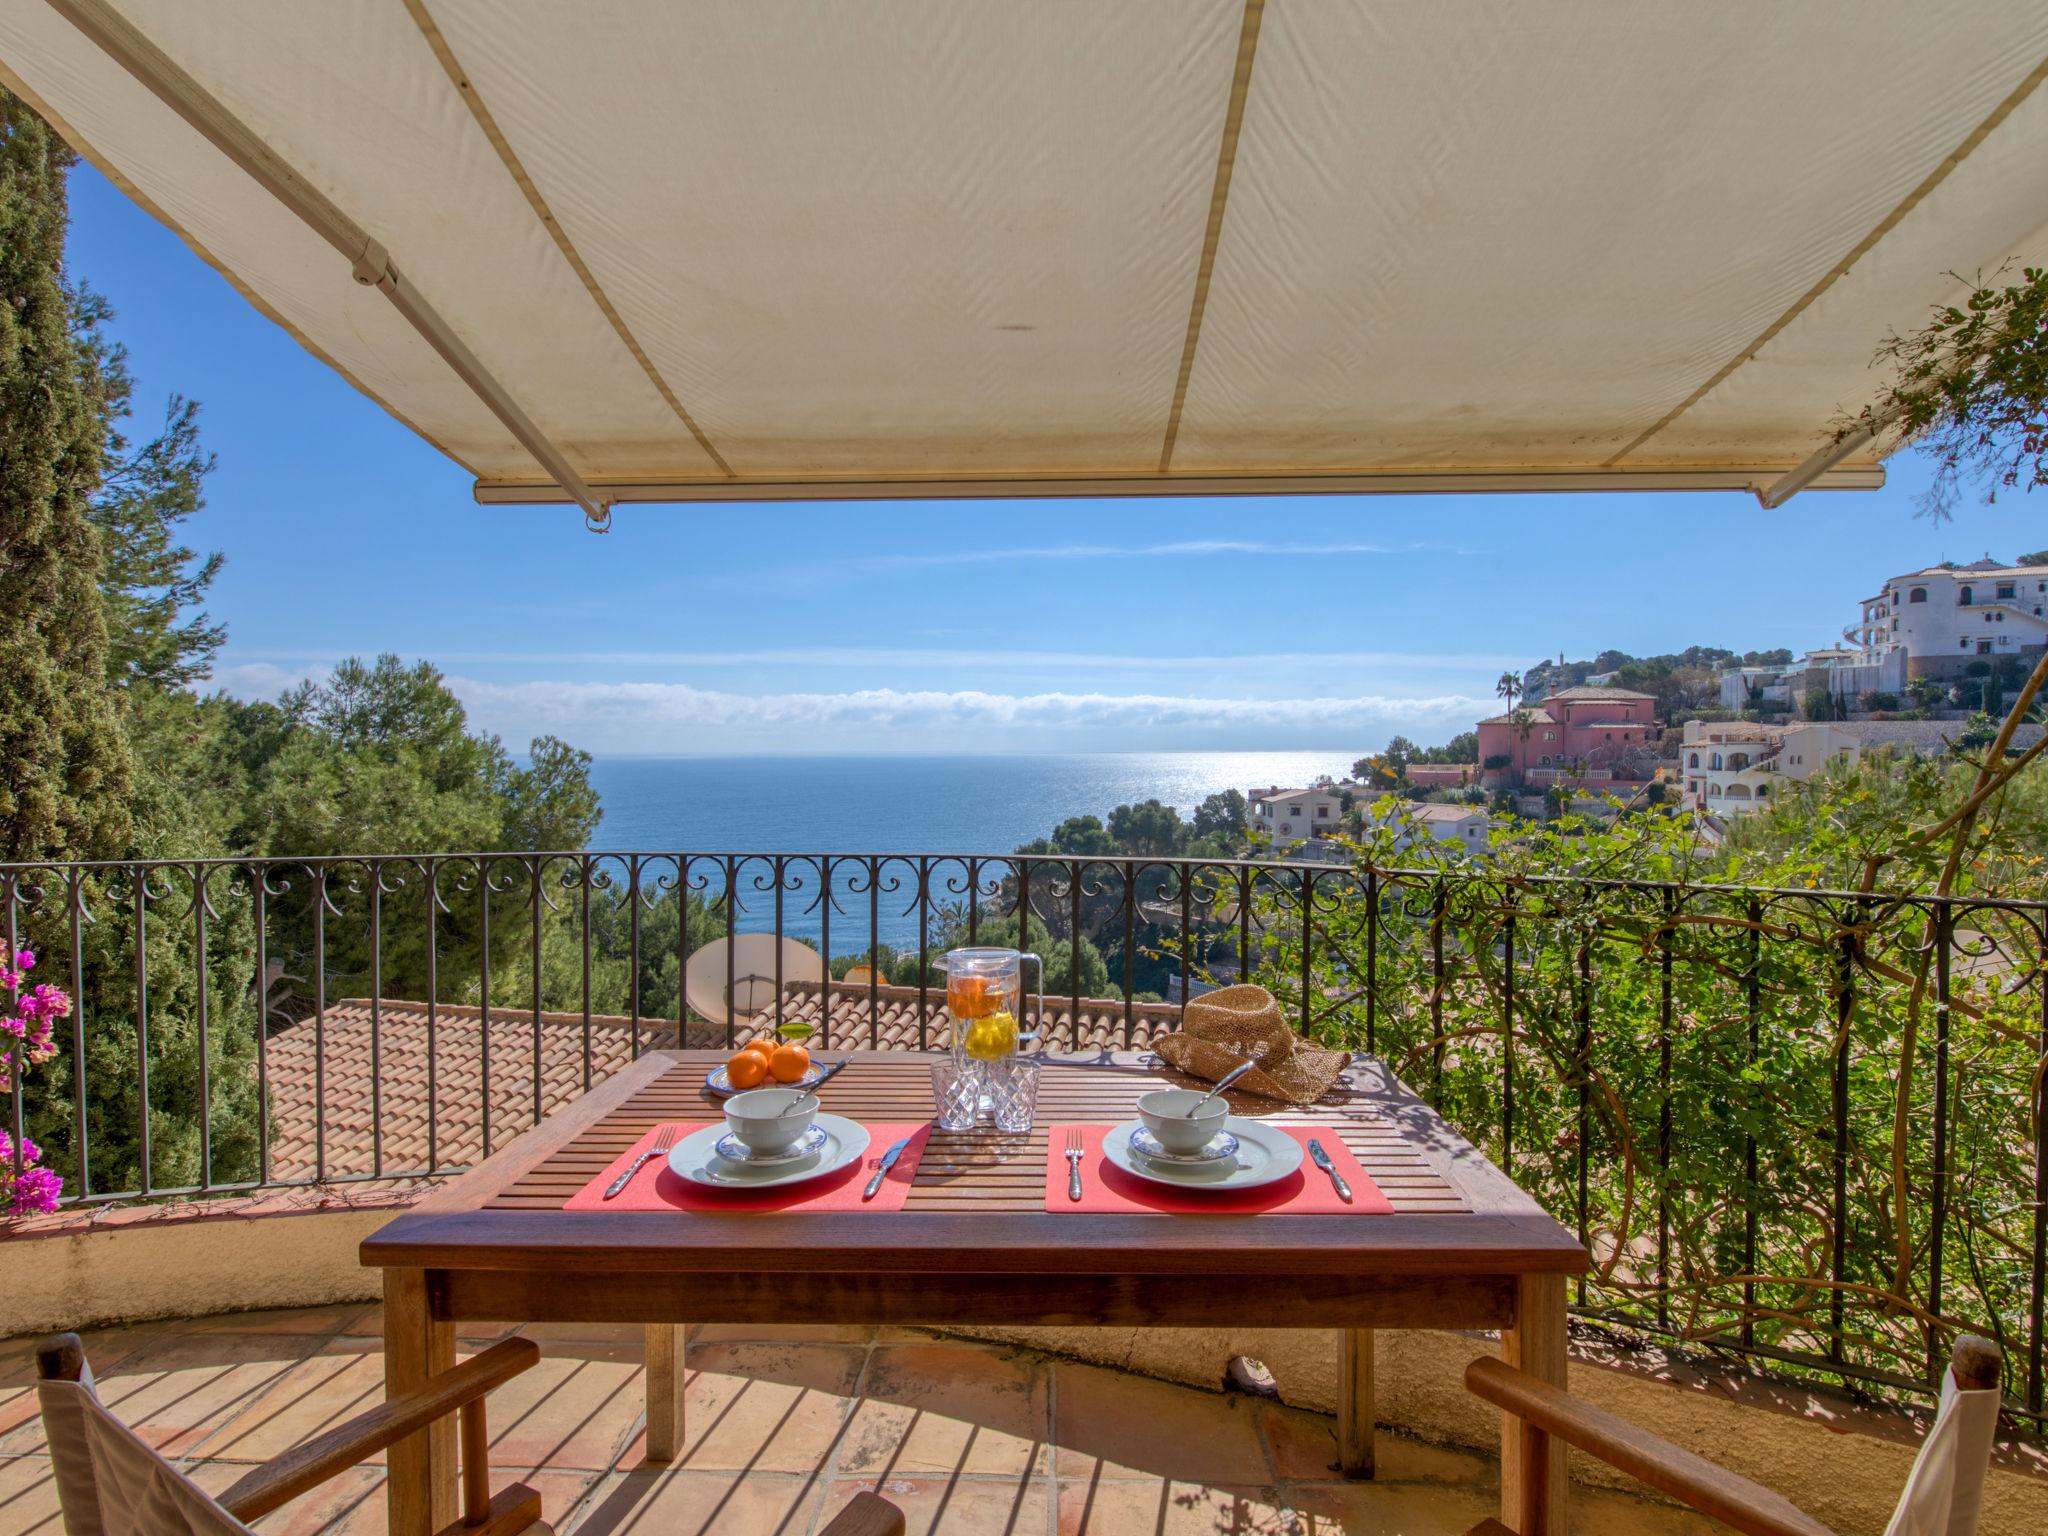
862, 1136, 911, 1200
1307, 1138, 1353, 1204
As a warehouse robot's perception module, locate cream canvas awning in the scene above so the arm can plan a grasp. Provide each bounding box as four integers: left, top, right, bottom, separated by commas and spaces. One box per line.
4, 2, 2047, 527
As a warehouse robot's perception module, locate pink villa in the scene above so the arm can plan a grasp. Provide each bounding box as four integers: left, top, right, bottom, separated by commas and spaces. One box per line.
1476, 685, 1662, 787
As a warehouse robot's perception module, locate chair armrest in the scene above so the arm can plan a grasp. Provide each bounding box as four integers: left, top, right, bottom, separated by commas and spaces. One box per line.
819, 1489, 907, 1536
1464, 1357, 1836, 1536
219, 1338, 540, 1522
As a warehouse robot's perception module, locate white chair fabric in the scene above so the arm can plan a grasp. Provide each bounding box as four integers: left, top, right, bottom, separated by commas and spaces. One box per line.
36, 1377, 252, 1536
1883, 1367, 2002, 1536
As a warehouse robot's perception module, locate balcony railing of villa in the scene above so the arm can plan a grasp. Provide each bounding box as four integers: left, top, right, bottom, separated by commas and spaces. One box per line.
5, 849, 2045, 1438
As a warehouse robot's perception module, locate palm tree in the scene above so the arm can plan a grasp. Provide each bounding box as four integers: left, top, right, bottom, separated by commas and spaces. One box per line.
1495, 671, 1521, 711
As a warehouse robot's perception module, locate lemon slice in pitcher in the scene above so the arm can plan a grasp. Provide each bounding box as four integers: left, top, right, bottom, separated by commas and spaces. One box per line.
963, 1010, 1018, 1060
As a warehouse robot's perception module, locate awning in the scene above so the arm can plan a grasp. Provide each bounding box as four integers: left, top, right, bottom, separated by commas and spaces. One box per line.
5, 2, 2046, 527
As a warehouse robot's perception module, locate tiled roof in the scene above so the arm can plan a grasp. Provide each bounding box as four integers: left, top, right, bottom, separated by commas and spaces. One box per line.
1544, 685, 1658, 702
263, 1000, 703, 1182
260, 985, 1182, 1181
1479, 708, 1555, 725
1400, 802, 1487, 824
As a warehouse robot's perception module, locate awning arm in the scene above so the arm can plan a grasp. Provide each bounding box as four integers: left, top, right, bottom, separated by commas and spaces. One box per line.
43, 0, 614, 532
473, 463, 1886, 507
1757, 415, 1890, 510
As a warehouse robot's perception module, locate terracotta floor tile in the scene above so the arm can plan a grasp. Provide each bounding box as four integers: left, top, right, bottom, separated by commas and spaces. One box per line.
624, 1342, 865, 1475
823, 1474, 1051, 1536
520, 1320, 654, 1345
0, 1455, 63, 1536
186, 1304, 366, 1337
690, 1323, 875, 1347
1252, 1404, 1489, 1489
280, 1464, 605, 1536
1258, 1402, 1343, 1482
1055, 1476, 1292, 1535
193, 1337, 387, 1463
563, 1467, 826, 1535
838, 1343, 1050, 1479
186, 1459, 385, 1534
1284, 1480, 1498, 1534
1051, 1362, 1270, 1484
342, 1303, 518, 1343
483, 1342, 648, 1472
2, 1332, 320, 1459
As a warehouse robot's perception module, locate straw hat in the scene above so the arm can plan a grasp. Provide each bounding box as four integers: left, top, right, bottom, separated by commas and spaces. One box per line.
1153, 984, 1348, 1106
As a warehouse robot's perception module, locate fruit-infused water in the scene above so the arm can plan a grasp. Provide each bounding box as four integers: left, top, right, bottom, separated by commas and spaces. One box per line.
943, 947, 1038, 1124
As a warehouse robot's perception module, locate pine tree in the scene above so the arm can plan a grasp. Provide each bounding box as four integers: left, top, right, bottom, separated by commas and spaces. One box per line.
84, 343, 225, 690
0, 91, 130, 861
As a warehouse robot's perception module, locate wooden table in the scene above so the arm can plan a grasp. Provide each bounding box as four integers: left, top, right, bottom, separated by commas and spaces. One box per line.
362, 1050, 1586, 1535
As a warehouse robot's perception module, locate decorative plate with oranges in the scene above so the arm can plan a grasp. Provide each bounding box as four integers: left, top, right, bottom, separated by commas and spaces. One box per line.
706, 1035, 824, 1097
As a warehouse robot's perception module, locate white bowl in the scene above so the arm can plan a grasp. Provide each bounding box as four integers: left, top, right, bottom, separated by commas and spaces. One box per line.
723, 1088, 820, 1156
1137, 1089, 1229, 1155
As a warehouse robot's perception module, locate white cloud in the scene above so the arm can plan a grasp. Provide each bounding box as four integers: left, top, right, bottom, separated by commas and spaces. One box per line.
217, 645, 1523, 674
209, 661, 1492, 753
438, 677, 1490, 754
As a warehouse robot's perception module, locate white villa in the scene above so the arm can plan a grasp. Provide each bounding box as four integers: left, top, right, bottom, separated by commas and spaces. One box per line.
1249, 784, 1343, 846
1683, 716, 2047, 814
1848, 556, 2048, 681
1368, 800, 1496, 855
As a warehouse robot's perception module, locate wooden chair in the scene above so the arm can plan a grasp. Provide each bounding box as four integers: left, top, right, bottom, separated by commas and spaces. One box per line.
1463, 1335, 2004, 1536
36, 1332, 905, 1536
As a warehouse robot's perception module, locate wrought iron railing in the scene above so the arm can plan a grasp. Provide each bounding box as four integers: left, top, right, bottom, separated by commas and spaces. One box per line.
2, 848, 2043, 1429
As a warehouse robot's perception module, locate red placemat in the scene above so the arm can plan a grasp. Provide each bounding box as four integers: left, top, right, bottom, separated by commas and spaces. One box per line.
565, 1122, 932, 1212
1043, 1124, 1392, 1214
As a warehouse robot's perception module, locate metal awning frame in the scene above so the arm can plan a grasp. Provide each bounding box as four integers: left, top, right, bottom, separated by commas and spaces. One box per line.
45, 0, 617, 531
473, 464, 1885, 507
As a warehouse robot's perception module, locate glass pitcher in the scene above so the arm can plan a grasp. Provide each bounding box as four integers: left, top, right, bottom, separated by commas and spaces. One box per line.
942, 947, 1041, 1124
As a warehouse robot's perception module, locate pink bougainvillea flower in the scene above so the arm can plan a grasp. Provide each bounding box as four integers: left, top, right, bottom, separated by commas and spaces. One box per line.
11, 1165, 62, 1216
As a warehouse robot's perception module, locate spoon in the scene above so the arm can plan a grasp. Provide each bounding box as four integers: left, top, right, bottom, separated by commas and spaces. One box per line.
1186, 1059, 1257, 1114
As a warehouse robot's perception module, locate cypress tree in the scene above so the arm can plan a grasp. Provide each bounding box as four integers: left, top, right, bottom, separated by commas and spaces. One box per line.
0, 90, 130, 861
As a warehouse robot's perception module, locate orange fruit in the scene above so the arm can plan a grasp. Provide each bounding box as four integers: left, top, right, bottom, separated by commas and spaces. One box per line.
769, 1043, 811, 1083
741, 1037, 777, 1060
725, 1050, 769, 1089
947, 976, 1000, 1020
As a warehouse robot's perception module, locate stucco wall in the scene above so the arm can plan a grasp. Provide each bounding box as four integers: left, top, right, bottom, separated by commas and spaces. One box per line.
4, 1203, 389, 1340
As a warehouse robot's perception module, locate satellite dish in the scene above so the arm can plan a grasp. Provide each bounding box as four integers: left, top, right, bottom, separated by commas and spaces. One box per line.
685, 934, 824, 1027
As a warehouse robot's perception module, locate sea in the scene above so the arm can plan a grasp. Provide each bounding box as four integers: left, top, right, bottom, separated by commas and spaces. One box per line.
586, 752, 1355, 951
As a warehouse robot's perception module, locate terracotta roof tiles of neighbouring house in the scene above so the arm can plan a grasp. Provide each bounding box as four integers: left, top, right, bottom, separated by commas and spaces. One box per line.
1403, 802, 1488, 824
1542, 685, 1660, 703
257, 986, 1181, 1182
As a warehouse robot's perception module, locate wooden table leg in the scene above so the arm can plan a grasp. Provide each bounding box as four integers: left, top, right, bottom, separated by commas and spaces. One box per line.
644, 1323, 687, 1463
1499, 1273, 1568, 1535
1337, 1328, 1375, 1478
384, 1268, 457, 1536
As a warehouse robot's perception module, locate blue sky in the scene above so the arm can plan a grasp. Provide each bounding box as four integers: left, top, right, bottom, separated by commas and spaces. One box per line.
69, 161, 2047, 758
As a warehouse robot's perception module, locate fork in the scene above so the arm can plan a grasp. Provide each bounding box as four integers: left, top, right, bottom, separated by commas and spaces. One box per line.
1064, 1129, 1085, 1202
603, 1128, 675, 1200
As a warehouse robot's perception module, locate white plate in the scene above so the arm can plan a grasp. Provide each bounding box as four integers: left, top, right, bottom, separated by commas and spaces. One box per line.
704, 1061, 825, 1097
667, 1113, 870, 1191
1103, 1117, 1303, 1193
